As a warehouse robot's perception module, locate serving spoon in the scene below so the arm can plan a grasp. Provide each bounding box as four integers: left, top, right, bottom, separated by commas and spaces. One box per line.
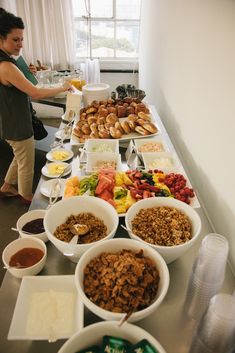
11, 227, 33, 236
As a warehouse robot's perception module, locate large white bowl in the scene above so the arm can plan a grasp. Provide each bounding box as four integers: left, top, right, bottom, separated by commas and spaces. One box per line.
2, 237, 47, 278
44, 196, 119, 263
58, 321, 167, 353
16, 209, 48, 242
125, 197, 202, 264
75, 238, 169, 323
82, 83, 110, 106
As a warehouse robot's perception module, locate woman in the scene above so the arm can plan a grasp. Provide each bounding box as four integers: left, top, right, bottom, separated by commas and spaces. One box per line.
0, 8, 71, 203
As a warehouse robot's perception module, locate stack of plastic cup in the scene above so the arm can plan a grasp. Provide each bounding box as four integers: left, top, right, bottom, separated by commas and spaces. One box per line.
189, 293, 235, 353
184, 233, 229, 321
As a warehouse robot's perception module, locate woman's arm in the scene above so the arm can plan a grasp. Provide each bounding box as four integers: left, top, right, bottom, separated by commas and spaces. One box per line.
0, 61, 71, 99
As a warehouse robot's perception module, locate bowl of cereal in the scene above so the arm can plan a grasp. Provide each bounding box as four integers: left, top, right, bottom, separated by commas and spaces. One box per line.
75, 238, 169, 322
125, 197, 202, 264
58, 321, 167, 353
44, 196, 119, 262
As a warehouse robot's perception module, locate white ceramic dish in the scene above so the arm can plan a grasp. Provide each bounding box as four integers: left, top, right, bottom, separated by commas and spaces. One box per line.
58, 321, 167, 353
82, 83, 110, 107
75, 238, 169, 323
141, 152, 180, 171
41, 162, 71, 178
40, 179, 66, 198
55, 129, 71, 141
134, 136, 170, 153
85, 139, 119, 154
46, 148, 74, 162
86, 152, 122, 173
125, 197, 202, 264
2, 238, 47, 278
44, 196, 119, 263
16, 209, 48, 242
8, 275, 83, 341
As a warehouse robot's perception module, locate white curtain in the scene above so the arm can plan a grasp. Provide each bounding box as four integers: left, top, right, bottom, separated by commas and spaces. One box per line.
13, 0, 75, 70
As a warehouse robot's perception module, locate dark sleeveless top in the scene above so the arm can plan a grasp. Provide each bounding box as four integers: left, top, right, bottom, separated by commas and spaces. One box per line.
0, 49, 33, 140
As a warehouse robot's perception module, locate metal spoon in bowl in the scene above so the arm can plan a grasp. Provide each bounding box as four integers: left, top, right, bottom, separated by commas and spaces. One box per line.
11, 227, 33, 236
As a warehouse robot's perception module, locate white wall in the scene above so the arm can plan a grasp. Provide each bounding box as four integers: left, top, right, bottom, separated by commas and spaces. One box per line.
139, 0, 235, 272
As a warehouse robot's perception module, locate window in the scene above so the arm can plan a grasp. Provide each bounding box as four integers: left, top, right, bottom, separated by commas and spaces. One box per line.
72, 0, 141, 69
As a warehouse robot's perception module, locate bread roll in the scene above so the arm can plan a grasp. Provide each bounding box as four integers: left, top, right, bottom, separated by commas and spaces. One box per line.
88, 116, 97, 125
115, 121, 125, 134
127, 120, 137, 131
110, 127, 122, 139
128, 114, 138, 122
137, 112, 151, 121
136, 118, 146, 126
90, 132, 100, 139
142, 122, 158, 134
81, 124, 91, 135
72, 127, 83, 138
86, 107, 97, 114
99, 108, 109, 118
97, 116, 106, 125
106, 113, 118, 125
98, 130, 111, 139
117, 105, 126, 118
120, 120, 131, 134
135, 126, 150, 136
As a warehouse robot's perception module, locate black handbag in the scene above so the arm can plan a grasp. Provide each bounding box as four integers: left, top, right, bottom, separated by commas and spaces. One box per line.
31, 109, 48, 141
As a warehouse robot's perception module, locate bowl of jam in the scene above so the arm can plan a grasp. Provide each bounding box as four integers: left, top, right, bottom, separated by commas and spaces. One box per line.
2, 237, 47, 278
16, 209, 48, 242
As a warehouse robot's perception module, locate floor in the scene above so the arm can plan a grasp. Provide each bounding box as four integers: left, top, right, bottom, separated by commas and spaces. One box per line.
0, 103, 63, 285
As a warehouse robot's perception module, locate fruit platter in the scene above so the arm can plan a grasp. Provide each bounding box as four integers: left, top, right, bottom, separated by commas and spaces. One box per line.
64, 169, 199, 215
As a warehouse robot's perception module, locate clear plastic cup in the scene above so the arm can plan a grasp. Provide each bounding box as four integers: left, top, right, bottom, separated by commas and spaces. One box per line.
184, 233, 229, 320
189, 293, 235, 353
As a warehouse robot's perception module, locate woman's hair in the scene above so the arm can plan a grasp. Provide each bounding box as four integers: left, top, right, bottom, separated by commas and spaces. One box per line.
0, 8, 24, 38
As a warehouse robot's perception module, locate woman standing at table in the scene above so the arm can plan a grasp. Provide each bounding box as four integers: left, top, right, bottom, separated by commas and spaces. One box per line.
0, 8, 71, 203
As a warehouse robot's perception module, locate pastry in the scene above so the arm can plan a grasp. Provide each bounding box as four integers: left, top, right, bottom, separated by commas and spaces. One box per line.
120, 120, 131, 134
109, 127, 122, 139
137, 112, 151, 121
106, 113, 118, 125
142, 122, 158, 134
135, 126, 150, 136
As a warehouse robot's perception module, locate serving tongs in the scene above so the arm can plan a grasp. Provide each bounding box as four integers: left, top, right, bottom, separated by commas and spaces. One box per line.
50, 119, 75, 149
46, 165, 71, 209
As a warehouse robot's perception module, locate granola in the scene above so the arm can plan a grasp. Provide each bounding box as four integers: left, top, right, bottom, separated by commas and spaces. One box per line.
83, 249, 160, 313
131, 206, 192, 246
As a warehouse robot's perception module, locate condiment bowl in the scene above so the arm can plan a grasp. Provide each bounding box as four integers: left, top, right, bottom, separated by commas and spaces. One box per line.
58, 321, 167, 353
2, 237, 47, 278
16, 209, 48, 242
125, 197, 202, 264
44, 196, 119, 263
75, 238, 169, 323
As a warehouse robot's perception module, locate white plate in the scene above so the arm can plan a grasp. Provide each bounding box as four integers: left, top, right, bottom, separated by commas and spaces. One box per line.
40, 179, 66, 198
41, 162, 71, 178
46, 149, 74, 162
55, 129, 71, 141
8, 275, 84, 341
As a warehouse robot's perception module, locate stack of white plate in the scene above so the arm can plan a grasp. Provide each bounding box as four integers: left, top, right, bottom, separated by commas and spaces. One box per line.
82, 83, 110, 106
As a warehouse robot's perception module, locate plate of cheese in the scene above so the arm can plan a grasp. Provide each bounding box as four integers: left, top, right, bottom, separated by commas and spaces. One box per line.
41, 162, 71, 178
46, 148, 74, 162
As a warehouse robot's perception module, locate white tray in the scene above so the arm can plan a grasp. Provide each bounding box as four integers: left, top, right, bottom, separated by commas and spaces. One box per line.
8, 275, 84, 341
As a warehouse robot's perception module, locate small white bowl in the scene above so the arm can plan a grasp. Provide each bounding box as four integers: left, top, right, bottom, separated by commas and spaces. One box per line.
44, 196, 119, 263
125, 197, 202, 264
85, 139, 119, 153
134, 136, 169, 153
86, 152, 122, 173
58, 321, 167, 353
16, 209, 48, 242
2, 237, 47, 278
75, 238, 169, 322
141, 152, 180, 172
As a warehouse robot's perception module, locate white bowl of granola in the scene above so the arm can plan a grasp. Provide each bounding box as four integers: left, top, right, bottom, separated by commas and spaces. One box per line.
125, 197, 202, 264
75, 238, 169, 323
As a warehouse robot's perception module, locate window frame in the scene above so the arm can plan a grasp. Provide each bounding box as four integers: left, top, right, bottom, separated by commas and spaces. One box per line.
73, 0, 140, 70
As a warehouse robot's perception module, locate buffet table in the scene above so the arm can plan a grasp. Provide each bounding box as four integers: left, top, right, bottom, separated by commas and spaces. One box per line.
0, 106, 234, 353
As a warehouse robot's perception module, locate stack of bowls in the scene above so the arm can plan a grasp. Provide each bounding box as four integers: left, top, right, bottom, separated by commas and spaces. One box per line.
82, 83, 110, 106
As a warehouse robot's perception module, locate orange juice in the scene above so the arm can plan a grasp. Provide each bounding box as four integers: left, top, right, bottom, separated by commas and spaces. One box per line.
70, 78, 86, 91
